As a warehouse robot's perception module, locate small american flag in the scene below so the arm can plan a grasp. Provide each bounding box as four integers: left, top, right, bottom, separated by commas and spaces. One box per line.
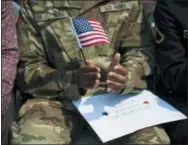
71, 17, 109, 48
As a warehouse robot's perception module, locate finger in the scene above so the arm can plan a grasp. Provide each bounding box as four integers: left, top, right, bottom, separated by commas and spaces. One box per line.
93, 79, 100, 88
107, 72, 126, 83
79, 73, 98, 87
111, 53, 121, 66
87, 60, 101, 72
107, 82, 124, 92
84, 79, 100, 89
84, 72, 101, 82
106, 80, 125, 92
82, 66, 100, 73
114, 65, 128, 76
96, 67, 101, 73
87, 59, 95, 67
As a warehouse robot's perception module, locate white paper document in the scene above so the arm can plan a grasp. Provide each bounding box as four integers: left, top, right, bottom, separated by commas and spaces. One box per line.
73, 90, 187, 143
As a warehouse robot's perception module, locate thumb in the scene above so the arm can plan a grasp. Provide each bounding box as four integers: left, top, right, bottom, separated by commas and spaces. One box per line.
112, 53, 120, 66
87, 59, 95, 67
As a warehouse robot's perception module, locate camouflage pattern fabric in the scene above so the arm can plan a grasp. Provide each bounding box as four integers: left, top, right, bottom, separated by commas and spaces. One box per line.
11, 99, 72, 144
11, 99, 170, 144
11, 0, 169, 144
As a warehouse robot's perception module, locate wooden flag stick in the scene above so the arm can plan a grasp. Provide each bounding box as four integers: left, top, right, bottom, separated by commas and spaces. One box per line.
79, 49, 87, 65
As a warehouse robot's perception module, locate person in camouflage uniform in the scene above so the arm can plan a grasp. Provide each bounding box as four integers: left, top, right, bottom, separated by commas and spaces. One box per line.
11, 0, 170, 144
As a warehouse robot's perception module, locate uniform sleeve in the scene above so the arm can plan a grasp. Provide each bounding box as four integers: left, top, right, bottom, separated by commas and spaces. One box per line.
119, 13, 154, 93
16, 3, 81, 100
154, 0, 186, 93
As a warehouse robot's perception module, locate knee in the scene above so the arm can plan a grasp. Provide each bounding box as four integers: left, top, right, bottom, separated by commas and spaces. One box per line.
10, 118, 71, 144
10, 98, 71, 144
127, 126, 170, 144
149, 126, 170, 144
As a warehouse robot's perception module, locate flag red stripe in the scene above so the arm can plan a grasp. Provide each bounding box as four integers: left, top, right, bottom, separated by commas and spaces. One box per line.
81, 36, 108, 43
82, 40, 109, 47
79, 31, 106, 38
81, 38, 109, 46
79, 34, 108, 41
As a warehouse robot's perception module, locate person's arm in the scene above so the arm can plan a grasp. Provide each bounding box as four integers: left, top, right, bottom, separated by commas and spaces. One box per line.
119, 13, 154, 93
16, 3, 80, 100
16, 3, 100, 100
106, 5, 155, 94
154, 0, 186, 93
2, 1, 19, 115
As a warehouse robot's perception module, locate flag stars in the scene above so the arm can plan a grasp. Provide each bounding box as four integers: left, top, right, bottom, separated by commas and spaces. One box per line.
102, 111, 109, 116
73, 17, 93, 35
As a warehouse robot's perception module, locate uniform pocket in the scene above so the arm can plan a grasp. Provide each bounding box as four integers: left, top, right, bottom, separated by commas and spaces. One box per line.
99, 1, 142, 49
30, 1, 82, 62
33, 12, 79, 65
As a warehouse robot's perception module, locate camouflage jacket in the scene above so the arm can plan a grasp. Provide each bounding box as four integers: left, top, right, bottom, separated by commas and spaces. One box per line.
16, 0, 154, 104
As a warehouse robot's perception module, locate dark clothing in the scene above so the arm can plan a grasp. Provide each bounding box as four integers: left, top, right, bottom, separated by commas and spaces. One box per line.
154, 0, 188, 109
154, 0, 188, 143
2, 99, 15, 144
164, 107, 188, 144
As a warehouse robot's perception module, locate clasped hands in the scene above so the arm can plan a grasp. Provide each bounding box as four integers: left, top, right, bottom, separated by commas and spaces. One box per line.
77, 53, 128, 93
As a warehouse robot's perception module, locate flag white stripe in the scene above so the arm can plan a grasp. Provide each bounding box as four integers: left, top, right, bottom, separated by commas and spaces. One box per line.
80, 35, 108, 42
78, 31, 106, 37
82, 39, 109, 46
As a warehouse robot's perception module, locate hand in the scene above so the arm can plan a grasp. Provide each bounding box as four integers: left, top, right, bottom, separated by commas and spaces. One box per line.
76, 59, 101, 89
107, 53, 128, 93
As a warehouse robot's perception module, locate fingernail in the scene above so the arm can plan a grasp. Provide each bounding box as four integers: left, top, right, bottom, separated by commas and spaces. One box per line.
109, 72, 113, 76
115, 65, 118, 69
96, 79, 99, 84
97, 73, 101, 79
